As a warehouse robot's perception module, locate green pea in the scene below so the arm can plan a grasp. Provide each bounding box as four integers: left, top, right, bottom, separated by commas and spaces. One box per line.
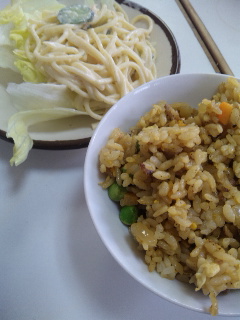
108, 182, 126, 202
119, 206, 139, 226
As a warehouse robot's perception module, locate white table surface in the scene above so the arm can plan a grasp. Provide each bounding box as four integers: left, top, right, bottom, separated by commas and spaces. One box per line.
0, 1, 235, 320
190, 0, 240, 78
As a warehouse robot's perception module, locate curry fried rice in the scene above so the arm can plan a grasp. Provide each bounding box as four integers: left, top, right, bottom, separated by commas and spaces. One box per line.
99, 77, 240, 315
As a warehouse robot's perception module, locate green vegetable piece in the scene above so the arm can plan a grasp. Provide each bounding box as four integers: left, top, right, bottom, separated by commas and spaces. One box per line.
119, 206, 139, 226
136, 141, 140, 153
108, 182, 126, 202
57, 4, 94, 25
121, 166, 127, 173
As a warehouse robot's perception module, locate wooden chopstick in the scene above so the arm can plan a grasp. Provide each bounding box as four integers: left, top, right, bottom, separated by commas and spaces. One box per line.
177, 0, 234, 76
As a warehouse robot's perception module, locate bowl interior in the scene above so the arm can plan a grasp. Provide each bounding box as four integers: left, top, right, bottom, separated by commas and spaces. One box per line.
84, 73, 240, 316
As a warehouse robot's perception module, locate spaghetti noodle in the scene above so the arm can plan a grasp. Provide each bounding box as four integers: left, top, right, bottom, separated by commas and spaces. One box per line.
25, 2, 156, 120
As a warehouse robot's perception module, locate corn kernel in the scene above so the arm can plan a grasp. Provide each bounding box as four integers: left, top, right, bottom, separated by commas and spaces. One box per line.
178, 120, 186, 127
190, 223, 197, 230
126, 157, 135, 163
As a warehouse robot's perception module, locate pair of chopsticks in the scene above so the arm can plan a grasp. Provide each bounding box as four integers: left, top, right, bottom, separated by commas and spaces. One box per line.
177, 0, 234, 76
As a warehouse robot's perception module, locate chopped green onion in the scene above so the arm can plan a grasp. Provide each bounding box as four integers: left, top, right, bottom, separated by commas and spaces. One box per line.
136, 141, 140, 153
121, 166, 127, 173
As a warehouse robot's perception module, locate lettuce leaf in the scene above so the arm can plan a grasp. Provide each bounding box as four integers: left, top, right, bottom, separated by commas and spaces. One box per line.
0, 0, 64, 80
14, 60, 46, 83
0, 23, 18, 71
5, 81, 88, 166
6, 82, 75, 110
4, 81, 89, 166
0, 45, 18, 71
0, 23, 14, 45
0, 2, 24, 26
16, 0, 64, 15
0, 0, 64, 27
7, 107, 88, 166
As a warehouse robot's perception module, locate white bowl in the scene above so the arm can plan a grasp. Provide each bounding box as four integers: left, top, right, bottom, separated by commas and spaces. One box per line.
84, 73, 240, 316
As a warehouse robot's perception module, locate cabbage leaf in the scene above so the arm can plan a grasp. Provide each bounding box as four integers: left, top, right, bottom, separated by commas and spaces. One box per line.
7, 108, 88, 166
5, 81, 88, 166
6, 82, 75, 111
